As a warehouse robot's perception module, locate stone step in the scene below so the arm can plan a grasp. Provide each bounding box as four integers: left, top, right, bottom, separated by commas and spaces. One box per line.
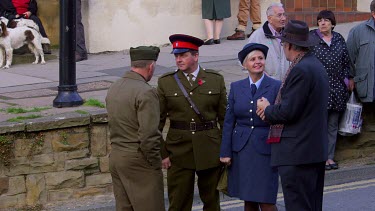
7, 45, 58, 65
12, 53, 57, 65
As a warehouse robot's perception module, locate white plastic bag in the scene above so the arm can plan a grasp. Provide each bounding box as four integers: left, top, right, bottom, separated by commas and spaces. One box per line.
338, 92, 362, 136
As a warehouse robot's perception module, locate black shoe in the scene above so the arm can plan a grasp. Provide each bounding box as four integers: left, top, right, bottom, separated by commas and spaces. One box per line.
247, 28, 257, 38
214, 39, 220, 44
75, 53, 88, 62
203, 39, 214, 45
330, 163, 339, 170
325, 164, 332, 170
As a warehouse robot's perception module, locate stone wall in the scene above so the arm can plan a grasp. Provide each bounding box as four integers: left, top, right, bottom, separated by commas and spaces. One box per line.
0, 110, 375, 209
0, 111, 111, 209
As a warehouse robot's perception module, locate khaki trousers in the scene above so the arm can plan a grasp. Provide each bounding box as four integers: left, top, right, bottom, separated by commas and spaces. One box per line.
109, 149, 165, 211
167, 165, 221, 211
237, 0, 261, 31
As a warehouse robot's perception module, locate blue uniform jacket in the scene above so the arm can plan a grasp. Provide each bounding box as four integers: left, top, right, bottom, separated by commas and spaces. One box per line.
220, 75, 281, 157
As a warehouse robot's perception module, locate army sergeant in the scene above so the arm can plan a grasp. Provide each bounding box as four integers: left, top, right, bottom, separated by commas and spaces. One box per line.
158, 34, 227, 211
106, 46, 165, 211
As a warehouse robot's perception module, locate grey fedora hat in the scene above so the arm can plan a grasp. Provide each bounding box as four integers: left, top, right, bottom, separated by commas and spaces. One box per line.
277, 20, 319, 47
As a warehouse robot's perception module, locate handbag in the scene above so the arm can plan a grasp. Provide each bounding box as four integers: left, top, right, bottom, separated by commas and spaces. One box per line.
216, 165, 228, 195
338, 92, 362, 136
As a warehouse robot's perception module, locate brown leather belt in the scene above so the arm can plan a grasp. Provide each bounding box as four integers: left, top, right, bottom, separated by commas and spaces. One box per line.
170, 120, 217, 132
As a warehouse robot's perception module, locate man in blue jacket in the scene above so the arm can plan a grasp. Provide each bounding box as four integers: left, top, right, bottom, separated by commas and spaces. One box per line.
257, 20, 329, 211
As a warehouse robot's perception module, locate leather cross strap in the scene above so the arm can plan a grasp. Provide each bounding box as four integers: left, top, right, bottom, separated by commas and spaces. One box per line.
174, 73, 206, 122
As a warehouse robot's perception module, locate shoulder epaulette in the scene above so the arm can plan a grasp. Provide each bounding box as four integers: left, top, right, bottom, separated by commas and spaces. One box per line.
203, 68, 222, 76
159, 70, 178, 78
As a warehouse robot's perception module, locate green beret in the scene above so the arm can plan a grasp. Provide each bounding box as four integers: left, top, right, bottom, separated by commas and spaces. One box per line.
130, 46, 160, 62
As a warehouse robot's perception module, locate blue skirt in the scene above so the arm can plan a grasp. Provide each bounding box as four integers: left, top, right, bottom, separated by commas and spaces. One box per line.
227, 139, 278, 203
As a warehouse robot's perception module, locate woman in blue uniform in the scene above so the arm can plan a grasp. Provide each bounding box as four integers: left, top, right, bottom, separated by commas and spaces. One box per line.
220, 43, 280, 211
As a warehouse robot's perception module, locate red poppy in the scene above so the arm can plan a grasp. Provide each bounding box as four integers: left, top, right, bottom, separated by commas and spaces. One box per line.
198, 79, 203, 86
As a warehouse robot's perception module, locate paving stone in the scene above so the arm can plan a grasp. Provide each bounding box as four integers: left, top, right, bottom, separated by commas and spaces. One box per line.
7, 176, 26, 195
85, 173, 112, 187
65, 158, 98, 170
51, 128, 89, 152
26, 174, 47, 205
0, 122, 25, 134
45, 171, 84, 190
90, 110, 108, 123
48, 189, 73, 202
73, 186, 107, 198
99, 156, 109, 173
26, 112, 90, 132
0, 177, 9, 195
0, 193, 26, 209
90, 125, 107, 157
66, 149, 89, 160
5, 157, 30, 176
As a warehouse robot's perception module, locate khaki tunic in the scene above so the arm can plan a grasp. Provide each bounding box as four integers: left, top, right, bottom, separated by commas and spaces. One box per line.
158, 67, 227, 170
106, 71, 164, 211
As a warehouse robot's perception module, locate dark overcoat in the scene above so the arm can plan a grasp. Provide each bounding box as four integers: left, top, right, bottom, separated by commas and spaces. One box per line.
264, 53, 329, 166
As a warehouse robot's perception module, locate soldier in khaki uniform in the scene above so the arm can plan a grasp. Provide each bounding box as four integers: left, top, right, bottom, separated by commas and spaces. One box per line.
106, 46, 165, 211
158, 34, 227, 211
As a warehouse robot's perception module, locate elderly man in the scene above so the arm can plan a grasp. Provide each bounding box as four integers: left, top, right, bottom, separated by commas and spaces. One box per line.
256, 20, 329, 211
248, 2, 288, 81
347, 0, 375, 119
158, 34, 227, 211
106, 46, 164, 211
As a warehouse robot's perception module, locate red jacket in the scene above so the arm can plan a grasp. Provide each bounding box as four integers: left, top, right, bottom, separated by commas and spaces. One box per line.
12, 0, 30, 15
0, 0, 37, 20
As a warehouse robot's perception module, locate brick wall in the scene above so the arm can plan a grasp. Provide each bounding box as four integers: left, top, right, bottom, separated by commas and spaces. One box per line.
280, 0, 370, 26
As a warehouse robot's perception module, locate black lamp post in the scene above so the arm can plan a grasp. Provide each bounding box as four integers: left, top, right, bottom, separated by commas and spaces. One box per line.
53, 0, 83, 108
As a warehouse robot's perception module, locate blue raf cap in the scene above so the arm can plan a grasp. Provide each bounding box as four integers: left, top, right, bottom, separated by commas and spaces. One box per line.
169, 34, 204, 54
238, 43, 269, 65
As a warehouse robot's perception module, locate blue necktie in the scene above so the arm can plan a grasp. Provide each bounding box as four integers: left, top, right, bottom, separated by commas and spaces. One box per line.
251, 84, 257, 97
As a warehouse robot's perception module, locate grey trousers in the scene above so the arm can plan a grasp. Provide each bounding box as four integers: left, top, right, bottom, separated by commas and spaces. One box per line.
327, 111, 341, 160
76, 0, 87, 56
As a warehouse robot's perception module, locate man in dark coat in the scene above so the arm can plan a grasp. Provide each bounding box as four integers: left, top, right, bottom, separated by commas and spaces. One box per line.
256, 20, 329, 211
158, 34, 227, 211
106, 46, 165, 211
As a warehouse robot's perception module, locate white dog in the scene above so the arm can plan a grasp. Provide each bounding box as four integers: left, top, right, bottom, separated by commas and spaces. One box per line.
0, 21, 45, 68
0, 16, 50, 45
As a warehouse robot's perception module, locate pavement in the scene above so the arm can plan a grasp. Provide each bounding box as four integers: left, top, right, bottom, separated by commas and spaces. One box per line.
2, 21, 375, 210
